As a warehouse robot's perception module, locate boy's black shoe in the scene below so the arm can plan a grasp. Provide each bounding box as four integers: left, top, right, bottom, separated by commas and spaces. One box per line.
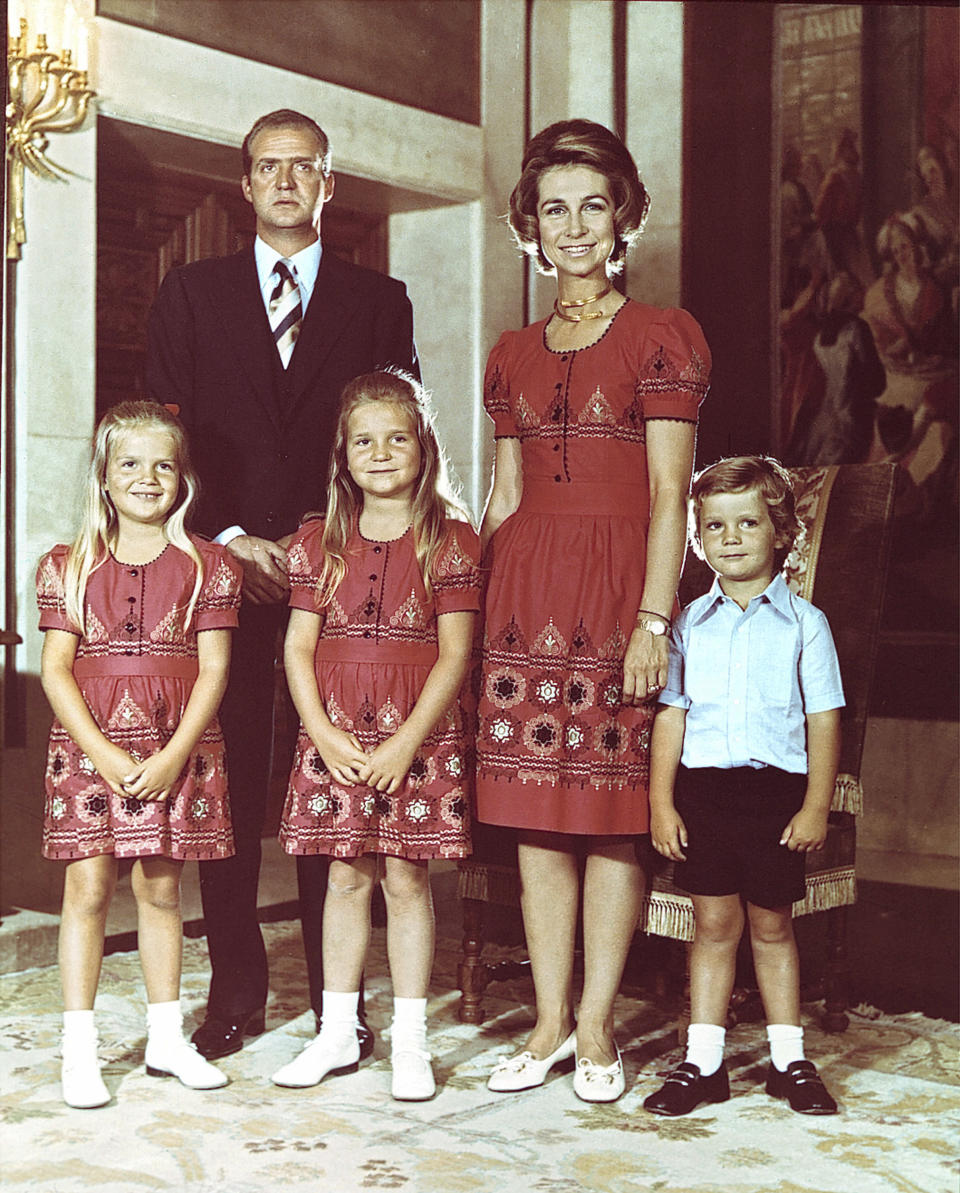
766, 1060, 838, 1114
643, 1061, 730, 1116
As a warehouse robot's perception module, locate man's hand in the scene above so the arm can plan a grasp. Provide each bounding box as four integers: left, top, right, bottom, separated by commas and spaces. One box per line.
227, 535, 290, 604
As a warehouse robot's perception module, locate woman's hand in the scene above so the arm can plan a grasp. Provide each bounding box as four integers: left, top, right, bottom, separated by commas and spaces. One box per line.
621, 627, 669, 705
315, 727, 368, 787
357, 731, 418, 795
650, 805, 688, 861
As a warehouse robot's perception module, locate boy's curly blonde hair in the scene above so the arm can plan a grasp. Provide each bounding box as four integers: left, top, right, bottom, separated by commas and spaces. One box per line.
688, 455, 803, 570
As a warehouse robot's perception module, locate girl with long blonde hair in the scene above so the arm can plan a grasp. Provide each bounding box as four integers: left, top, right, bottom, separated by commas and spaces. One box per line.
37, 401, 242, 1107
273, 371, 480, 1101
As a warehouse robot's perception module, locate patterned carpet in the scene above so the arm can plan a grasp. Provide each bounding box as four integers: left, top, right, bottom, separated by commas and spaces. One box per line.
1, 921, 957, 1193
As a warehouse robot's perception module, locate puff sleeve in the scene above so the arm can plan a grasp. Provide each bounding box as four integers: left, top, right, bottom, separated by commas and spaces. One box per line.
193, 542, 243, 631
635, 308, 712, 423
36, 545, 79, 634
286, 521, 325, 613
482, 331, 519, 438
432, 520, 483, 616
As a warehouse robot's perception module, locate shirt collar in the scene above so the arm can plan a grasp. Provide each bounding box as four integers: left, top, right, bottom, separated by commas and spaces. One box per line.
691, 572, 793, 624
254, 235, 322, 306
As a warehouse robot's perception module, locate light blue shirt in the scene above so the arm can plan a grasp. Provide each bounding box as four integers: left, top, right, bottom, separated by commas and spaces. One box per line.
253, 235, 322, 316
659, 573, 845, 774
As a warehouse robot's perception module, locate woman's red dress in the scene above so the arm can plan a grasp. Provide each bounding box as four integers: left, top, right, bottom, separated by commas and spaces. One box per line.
476, 301, 710, 834
36, 538, 241, 860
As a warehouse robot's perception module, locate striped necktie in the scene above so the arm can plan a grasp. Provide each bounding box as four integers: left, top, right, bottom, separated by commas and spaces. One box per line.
269, 259, 302, 368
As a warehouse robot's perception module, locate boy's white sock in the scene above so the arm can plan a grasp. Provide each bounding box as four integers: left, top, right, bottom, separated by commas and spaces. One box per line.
321, 990, 360, 1040
767, 1023, 805, 1071
391, 996, 428, 1052
684, 1022, 725, 1076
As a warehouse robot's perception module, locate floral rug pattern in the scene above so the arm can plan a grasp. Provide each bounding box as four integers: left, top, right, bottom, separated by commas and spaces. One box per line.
1, 923, 957, 1193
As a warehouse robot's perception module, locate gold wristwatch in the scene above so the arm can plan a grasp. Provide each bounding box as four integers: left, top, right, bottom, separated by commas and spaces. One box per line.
636, 613, 670, 637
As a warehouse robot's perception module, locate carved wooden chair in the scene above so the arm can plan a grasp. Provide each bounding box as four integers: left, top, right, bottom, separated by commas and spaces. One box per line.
457, 463, 898, 1029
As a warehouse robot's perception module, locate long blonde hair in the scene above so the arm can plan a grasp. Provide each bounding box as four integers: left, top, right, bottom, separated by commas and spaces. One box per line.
63, 401, 203, 633
315, 370, 469, 606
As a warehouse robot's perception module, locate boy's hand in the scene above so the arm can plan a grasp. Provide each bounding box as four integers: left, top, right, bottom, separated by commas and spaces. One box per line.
122, 748, 186, 802
780, 806, 828, 852
650, 806, 688, 862
316, 727, 368, 787
357, 733, 418, 795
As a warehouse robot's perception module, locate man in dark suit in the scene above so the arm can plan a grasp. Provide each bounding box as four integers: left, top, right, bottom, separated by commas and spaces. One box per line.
146, 109, 418, 1060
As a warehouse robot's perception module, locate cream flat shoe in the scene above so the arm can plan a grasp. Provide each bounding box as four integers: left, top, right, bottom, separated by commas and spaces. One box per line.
573, 1044, 624, 1103
487, 1031, 577, 1093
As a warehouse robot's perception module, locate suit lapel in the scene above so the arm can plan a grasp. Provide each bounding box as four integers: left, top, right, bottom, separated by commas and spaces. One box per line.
207, 249, 283, 431
286, 253, 366, 415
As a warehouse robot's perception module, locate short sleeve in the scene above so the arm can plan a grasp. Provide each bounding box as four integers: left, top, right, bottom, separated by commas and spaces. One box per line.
432, 521, 482, 615
287, 521, 324, 613
798, 604, 845, 715
36, 546, 79, 634
194, 544, 243, 631
658, 609, 692, 711
483, 332, 518, 438
636, 308, 711, 423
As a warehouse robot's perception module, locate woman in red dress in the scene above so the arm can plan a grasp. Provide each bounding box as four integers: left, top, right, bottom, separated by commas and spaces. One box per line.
477, 121, 711, 1102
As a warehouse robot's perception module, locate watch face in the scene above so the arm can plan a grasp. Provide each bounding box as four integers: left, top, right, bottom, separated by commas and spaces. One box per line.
641, 617, 667, 636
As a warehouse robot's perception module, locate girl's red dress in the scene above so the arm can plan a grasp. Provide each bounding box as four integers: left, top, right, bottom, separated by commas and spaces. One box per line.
279, 518, 481, 860
476, 301, 711, 834
36, 537, 242, 860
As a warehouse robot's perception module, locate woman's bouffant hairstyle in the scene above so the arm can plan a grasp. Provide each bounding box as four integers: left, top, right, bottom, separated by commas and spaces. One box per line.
63, 401, 202, 633
508, 119, 651, 275
314, 370, 470, 607
688, 455, 802, 570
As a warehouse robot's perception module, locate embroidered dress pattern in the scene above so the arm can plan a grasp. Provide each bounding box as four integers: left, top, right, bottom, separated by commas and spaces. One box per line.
476, 301, 711, 834
280, 518, 481, 860
36, 538, 241, 860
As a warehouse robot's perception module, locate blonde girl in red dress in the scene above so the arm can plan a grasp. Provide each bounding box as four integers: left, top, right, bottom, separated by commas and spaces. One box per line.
37, 402, 242, 1108
271, 371, 480, 1101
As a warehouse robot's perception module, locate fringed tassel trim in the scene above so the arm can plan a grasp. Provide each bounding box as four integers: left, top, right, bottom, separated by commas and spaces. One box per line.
641, 890, 696, 942
792, 868, 857, 917
457, 863, 521, 907
832, 773, 863, 814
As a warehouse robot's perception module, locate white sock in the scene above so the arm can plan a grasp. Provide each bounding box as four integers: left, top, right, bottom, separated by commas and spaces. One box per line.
767, 1023, 805, 1071
146, 1000, 184, 1044
392, 997, 428, 1052
684, 1023, 726, 1076
321, 990, 359, 1039
63, 1009, 97, 1039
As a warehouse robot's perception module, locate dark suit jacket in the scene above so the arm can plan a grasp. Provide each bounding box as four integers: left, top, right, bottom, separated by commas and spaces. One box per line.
145, 247, 418, 540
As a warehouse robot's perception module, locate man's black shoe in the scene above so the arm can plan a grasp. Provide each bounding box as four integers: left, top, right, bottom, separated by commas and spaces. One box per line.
191, 1007, 266, 1060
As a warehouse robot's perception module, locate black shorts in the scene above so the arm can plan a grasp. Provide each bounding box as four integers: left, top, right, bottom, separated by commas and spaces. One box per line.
673, 765, 807, 909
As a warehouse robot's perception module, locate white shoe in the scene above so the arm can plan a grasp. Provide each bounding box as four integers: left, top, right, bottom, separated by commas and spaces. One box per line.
573, 1044, 625, 1103
272, 1032, 359, 1088
61, 1038, 110, 1109
487, 1031, 577, 1093
391, 1048, 436, 1101
145, 1037, 228, 1089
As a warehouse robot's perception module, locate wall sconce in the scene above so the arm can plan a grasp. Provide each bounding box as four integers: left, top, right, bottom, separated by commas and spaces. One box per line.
6, 5, 97, 259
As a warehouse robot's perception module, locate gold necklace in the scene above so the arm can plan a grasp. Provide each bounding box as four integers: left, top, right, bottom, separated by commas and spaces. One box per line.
553, 284, 614, 322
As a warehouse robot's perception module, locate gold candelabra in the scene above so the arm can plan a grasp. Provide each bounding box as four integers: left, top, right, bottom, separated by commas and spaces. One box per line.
6, 16, 97, 259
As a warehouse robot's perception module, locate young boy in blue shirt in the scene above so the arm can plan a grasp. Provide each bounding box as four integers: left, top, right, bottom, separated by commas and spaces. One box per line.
644, 456, 843, 1117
